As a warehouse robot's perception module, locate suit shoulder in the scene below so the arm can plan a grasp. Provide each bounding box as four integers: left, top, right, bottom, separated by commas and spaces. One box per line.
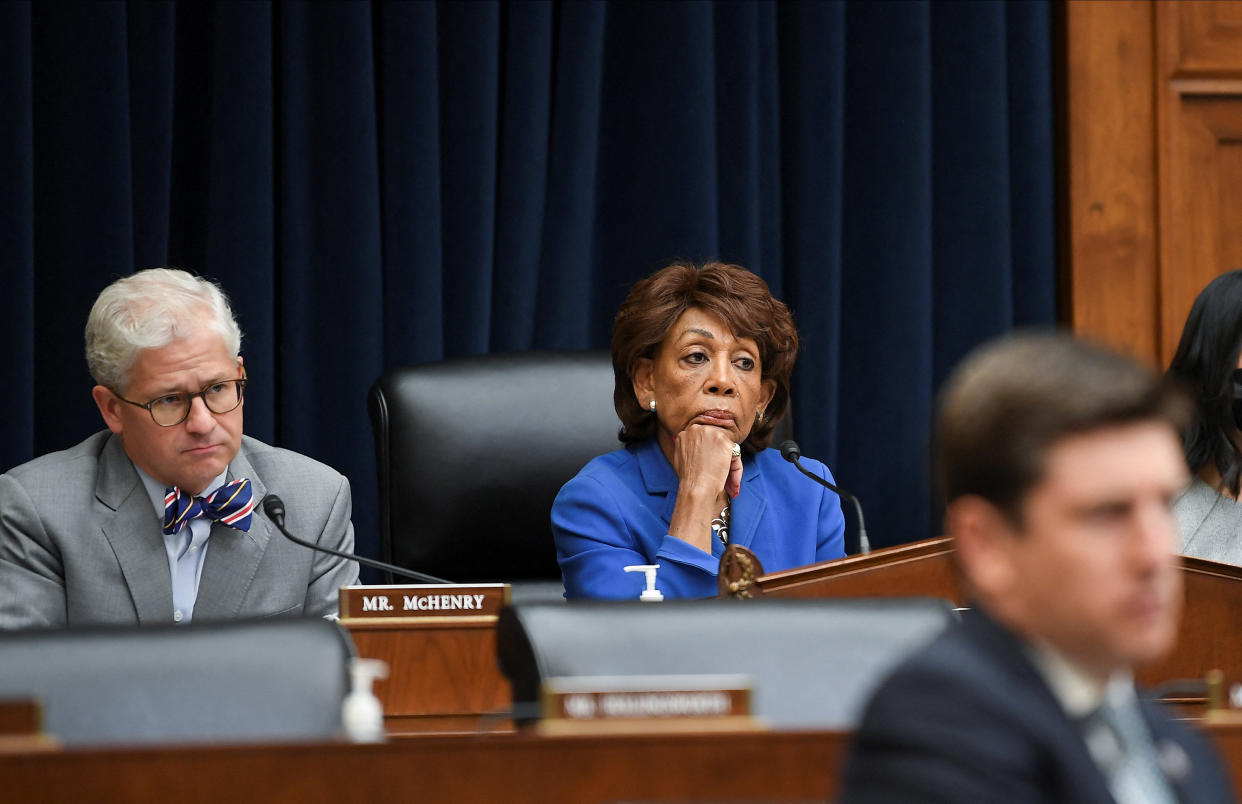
845, 623, 1088, 804
861, 621, 1031, 724
553, 447, 644, 514
564, 446, 639, 485
238, 436, 346, 484
2, 431, 111, 487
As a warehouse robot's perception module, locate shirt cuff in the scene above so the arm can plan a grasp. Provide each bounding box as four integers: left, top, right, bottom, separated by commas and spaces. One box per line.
656, 534, 718, 574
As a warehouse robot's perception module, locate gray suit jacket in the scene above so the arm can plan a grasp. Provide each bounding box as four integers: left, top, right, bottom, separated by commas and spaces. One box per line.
0, 431, 359, 628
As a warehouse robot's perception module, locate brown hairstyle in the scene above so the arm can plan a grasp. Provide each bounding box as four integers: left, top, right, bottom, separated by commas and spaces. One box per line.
936, 331, 1192, 522
612, 261, 799, 450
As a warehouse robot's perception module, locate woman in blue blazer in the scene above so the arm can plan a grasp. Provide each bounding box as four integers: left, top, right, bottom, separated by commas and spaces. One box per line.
552, 262, 846, 599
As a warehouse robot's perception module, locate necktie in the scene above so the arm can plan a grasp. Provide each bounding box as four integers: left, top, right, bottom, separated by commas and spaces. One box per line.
163, 478, 254, 536
1083, 697, 1178, 804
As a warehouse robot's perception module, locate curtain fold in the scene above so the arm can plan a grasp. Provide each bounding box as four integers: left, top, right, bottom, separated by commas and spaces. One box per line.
2, 0, 1055, 568
377, 0, 444, 364
1, 1, 35, 463
839, 2, 936, 548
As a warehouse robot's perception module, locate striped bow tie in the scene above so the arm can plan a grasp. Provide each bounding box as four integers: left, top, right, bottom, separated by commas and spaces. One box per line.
163, 478, 254, 536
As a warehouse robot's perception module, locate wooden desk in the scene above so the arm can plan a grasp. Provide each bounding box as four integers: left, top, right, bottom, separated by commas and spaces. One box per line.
6, 724, 1242, 802
342, 544, 1242, 734
1172, 559, 1242, 692
1210, 722, 1242, 795
343, 618, 513, 735
0, 699, 40, 736
0, 729, 847, 803
732, 538, 1242, 697
741, 537, 963, 601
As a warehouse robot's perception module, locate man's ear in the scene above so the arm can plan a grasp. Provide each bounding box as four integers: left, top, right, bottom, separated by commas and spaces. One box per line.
632, 357, 654, 409
947, 495, 1021, 601
92, 385, 125, 435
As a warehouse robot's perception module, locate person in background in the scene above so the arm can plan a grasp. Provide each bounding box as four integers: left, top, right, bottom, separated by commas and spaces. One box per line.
1166, 269, 1242, 564
552, 261, 845, 599
842, 332, 1232, 803
0, 268, 358, 628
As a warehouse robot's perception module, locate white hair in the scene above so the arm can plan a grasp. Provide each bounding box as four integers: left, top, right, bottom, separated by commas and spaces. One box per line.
85, 268, 243, 391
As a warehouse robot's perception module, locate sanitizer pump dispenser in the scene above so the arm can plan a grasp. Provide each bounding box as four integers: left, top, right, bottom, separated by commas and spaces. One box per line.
343, 657, 389, 743
623, 564, 664, 602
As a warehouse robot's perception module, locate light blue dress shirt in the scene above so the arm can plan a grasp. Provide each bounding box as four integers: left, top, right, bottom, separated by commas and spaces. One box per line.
136, 467, 227, 624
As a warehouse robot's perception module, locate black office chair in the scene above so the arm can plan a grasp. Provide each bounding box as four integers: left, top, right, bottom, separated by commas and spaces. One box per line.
369, 351, 621, 598
497, 597, 954, 729
0, 618, 354, 745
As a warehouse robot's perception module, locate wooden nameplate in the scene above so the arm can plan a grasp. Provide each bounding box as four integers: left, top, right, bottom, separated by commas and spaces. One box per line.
338, 584, 515, 734
536, 675, 761, 736
339, 583, 510, 623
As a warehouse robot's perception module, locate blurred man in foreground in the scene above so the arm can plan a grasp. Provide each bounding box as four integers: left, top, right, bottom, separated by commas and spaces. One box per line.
842, 333, 1233, 803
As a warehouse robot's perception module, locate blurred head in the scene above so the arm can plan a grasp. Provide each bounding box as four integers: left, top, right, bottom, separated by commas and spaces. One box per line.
611, 262, 798, 452
936, 332, 1192, 680
1166, 268, 1242, 495
87, 269, 245, 495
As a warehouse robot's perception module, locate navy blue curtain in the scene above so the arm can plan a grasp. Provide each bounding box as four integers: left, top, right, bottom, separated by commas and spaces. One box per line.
1, 0, 1055, 572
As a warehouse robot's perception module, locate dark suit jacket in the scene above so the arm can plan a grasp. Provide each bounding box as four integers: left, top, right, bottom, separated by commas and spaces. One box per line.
0, 431, 359, 628
840, 607, 1234, 803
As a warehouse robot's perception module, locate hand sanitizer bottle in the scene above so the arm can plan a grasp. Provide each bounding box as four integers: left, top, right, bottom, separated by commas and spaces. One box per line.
623, 564, 664, 602
343, 657, 389, 743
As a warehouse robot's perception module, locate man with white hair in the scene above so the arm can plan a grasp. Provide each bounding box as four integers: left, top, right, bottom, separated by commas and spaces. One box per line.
0, 268, 358, 628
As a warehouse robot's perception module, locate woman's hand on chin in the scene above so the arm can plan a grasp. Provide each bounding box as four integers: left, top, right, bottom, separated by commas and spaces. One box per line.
671, 423, 739, 497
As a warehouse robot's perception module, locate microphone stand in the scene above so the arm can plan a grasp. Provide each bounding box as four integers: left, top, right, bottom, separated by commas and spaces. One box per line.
780, 441, 870, 555
262, 494, 452, 585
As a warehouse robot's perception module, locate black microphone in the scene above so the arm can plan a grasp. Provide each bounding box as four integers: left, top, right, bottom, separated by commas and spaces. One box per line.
779, 440, 870, 555
261, 494, 452, 585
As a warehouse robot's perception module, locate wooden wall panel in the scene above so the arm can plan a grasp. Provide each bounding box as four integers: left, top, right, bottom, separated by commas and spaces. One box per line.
1158, 96, 1242, 359
1165, 1, 1242, 75
1065, 0, 1242, 365
1157, 1, 1242, 364
1062, 1, 1160, 363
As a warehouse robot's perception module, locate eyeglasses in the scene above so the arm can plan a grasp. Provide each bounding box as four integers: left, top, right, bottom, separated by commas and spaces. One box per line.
113, 378, 247, 427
